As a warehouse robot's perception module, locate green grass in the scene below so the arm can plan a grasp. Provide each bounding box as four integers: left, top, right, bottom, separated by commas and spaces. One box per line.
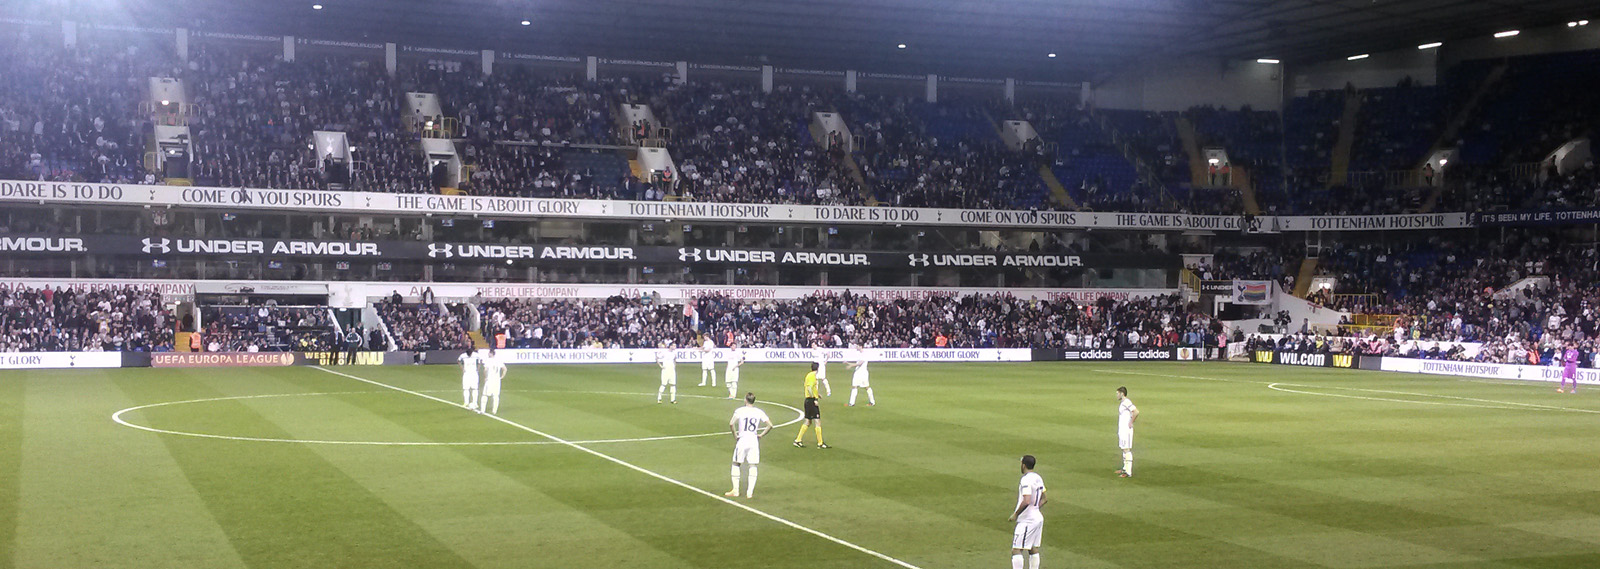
3, 361, 1600, 568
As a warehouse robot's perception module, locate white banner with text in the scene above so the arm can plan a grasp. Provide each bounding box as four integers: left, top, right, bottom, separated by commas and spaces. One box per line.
0, 179, 1470, 231
1379, 357, 1600, 385
0, 352, 123, 370
498, 347, 1033, 365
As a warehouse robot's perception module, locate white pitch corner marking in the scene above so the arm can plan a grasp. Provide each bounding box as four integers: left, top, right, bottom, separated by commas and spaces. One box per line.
308, 366, 925, 569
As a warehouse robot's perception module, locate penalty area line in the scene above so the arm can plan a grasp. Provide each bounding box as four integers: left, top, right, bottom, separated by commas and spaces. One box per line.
310, 366, 924, 569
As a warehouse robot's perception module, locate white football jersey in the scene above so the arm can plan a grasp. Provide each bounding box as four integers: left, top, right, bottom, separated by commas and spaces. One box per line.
482, 355, 506, 379
458, 353, 479, 377
853, 349, 869, 372
731, 406, 771, 442
659, 349, 677, 367
727, 349, 745, 370
1016, 472, 1045, 523
813, 350, 828, 377
1118, 399, 1138, 430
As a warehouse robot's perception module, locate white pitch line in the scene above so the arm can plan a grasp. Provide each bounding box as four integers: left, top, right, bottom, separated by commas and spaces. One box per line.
112, 389, 804, 447
1265, 383, 1523, 410
1096, 368, 1600, 413
310, 366, 925, 569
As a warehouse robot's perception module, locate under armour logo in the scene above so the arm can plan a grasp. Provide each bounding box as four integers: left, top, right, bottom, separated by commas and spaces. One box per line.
908, 253, 931, 267
141, 238, 171, 254
678, 247, 702, 262
427, 243, 453, 258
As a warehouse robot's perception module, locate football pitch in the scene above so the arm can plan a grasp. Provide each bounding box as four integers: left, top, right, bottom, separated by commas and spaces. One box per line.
2, 361, 1599, 569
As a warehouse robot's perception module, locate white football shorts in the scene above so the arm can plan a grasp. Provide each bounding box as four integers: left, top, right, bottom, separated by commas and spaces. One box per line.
732, 438, 760, 465
1012, 519, 1042, 550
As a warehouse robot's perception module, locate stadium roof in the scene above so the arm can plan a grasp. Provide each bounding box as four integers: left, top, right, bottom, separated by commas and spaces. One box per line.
82, 0, 1600, 80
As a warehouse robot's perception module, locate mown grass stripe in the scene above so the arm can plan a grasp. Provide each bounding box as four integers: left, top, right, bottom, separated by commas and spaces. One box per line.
116, 369, 478, 569
0, 374, 24, 569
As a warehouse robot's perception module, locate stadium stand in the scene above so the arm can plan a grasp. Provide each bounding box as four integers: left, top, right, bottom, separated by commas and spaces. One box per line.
377, 301, 472, 351
0, 285, 172, 352
480, 293, 1214, 350
199, 304, 336, 352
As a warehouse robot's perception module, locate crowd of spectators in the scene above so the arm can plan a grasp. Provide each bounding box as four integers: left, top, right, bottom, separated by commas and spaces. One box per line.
1442, 162, 1599, 212
647, 82, 863, 205
198, 304, 334, 352
850, 95, 1049, 210
1188, 248, 1297, 285
479, 292, 1217, 351
1295, 232, 1600, 365
183, 47, 431, 193
0, 40, 157, 184
377, 301, 471, 351
0, 285, 172, 352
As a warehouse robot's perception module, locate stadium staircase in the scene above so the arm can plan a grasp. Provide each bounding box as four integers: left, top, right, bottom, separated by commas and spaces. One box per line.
1327, 94, 1363, 188
1179, 268, 1202, 302
1036, 166, 1078, 209
467, 331, 489, 350
1176, 117, 1207, 187
842, 154, 878, 205
984, 107, 1075, 209
1418, 63, 1509, 212
1235, 165, 1262, 215
1292, 258, 1318, 298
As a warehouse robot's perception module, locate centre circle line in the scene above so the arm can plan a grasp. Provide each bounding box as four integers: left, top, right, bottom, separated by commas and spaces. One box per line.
111, 389, 805, 446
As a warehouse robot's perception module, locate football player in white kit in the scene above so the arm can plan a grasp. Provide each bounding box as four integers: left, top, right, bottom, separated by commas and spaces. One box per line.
726, 392, 773, 498
478, 347, 506, 415
846, 342, 874, 406
655, 340, 678, 404
698, 335, 718, 387
1116, 386, 1140, 478
811, 342, 832, 396
458, 349, 481, 410
724, 343, 745, 399
1009, 454, 1046, 569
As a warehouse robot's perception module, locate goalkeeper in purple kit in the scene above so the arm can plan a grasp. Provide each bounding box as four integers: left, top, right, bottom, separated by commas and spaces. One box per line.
1558, 342, 1580, 394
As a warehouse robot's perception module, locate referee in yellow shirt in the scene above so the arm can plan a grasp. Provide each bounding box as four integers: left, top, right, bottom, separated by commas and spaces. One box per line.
794, 362, 830, 449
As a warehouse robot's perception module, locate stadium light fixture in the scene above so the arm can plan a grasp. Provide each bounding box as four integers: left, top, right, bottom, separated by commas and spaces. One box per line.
897, 43, 907, 49
1494, 30, 1520, 38
521, 20, 531, 26
1048, 53, 1056, 58
312, 4, 323, 9
1347, 54, 1369, 61
1417, 42, 1443, 50
1256, 58, 1280, 64
1439, 158, 1449, 166
160, 99, 170, 106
